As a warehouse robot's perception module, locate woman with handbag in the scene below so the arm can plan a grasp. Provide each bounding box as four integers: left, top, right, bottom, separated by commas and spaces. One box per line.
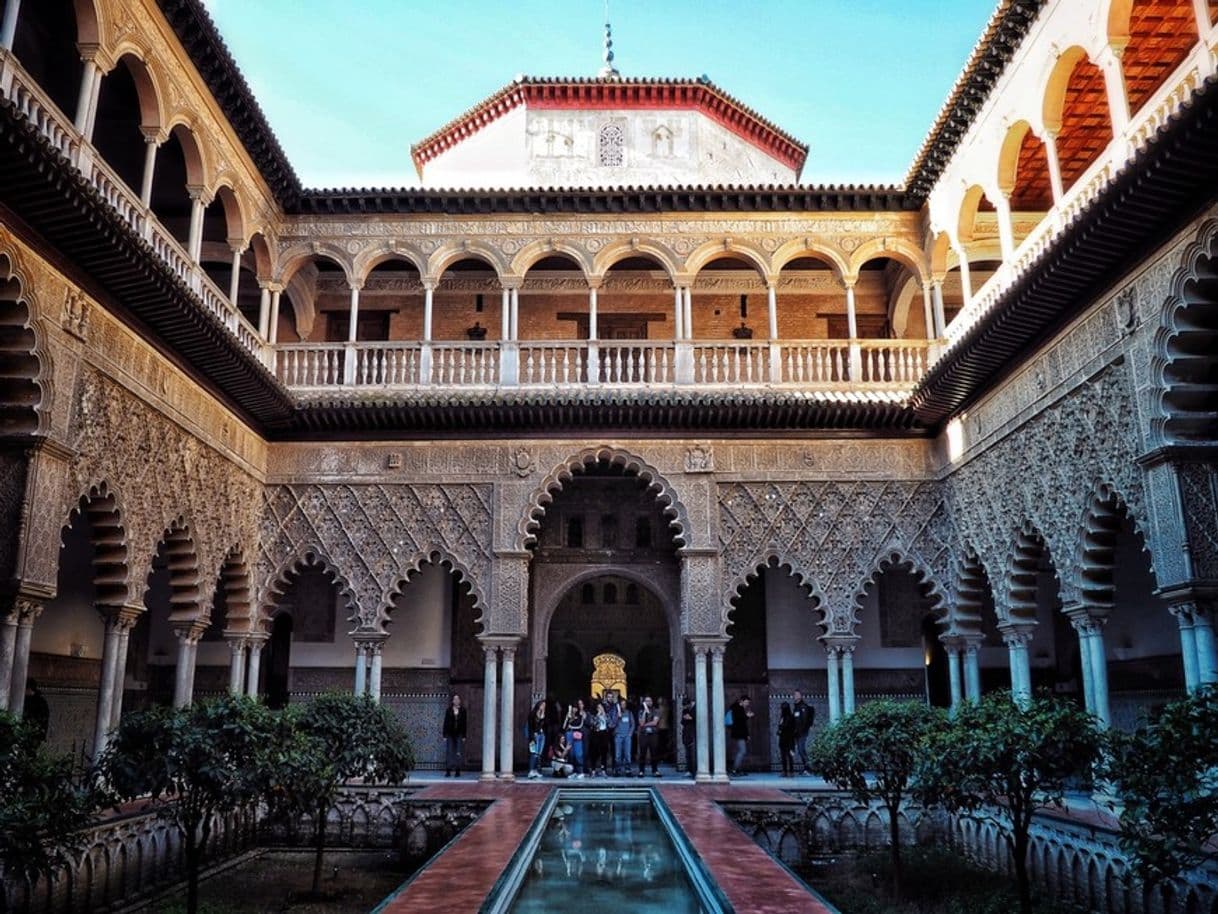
527, 699, 548, 779
564, 698, 589, 779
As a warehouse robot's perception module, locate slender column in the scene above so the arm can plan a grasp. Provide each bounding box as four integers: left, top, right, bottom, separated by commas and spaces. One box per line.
682, 286, 693, 339
500, 288, 510, 340
139, 134, 159, 208
1043, 131, 1065, 203
588, 285, 599, 340
227, 638, 247, 695
1193, 0, 1211, 38
8, 601, 41, 715
82, 61, 102, 142
367, 642, 384, 704
92, 612, 124, 756
186, 189, 207, 265
245, 637, 264, 697
844, 282, 862, 379
766, 283, 778, 339
931, 282, 947, 337
1002, 629, 1033, 708
1087, 624, 1111, 727
963, 641, 982, 702
108, 615, 135, 729
954, 249, 973, 308
268, 289, 282, 344
994, 194, 1016, 264
946, 645, 963, 712
693, 645, 711, 782
1173, 605, 1200, 692
509, 288, 519, 340
673, 286, 684, 339
710, 645, 728, 782
499, 644, 516, 780
1097, 46, 1131, 146
1070, 614, 1098, 716
227, 246, 243, 305
0, 0, 21, 51
826, 646, 841, 724
422, 283, 435, 342
73, 59, 100, 134
172, 624, 203, 709
0, 608, 18, 711
346, 284, 361, 342
481, 645, 499, 781
921, 284, 935, 339
841, 646, 856, 715
257, 285, 271, 338
353, 643, 367, 696
1193, 605, 1218, 685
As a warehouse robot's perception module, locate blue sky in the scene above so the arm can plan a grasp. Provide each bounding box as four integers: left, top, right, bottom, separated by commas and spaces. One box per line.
202, 0, 997, 189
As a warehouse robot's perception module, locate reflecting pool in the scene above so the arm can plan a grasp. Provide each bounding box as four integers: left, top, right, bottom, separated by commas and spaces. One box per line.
501, 791, 718, 914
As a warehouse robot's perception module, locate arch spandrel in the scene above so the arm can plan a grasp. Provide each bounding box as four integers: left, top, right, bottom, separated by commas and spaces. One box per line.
514, 446, 694, 552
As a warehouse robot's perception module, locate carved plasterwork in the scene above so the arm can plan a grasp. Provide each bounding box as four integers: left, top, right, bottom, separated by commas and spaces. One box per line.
719, 480, 952, 634
64, 367, 262, 611
257, 483, 493, 631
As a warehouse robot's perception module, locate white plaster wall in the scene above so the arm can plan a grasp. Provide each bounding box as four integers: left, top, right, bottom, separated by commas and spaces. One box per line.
422, 105, 797, 188
1105, 532, 1177, 661
33, 522, 104, 658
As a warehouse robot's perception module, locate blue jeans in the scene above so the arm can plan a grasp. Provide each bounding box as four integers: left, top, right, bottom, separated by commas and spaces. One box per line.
528, 731, 546, 772
569, 732, 586, 772
613, 730, 632, 771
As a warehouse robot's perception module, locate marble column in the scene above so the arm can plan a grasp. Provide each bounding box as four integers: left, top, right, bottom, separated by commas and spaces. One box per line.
963, 641, 982, 702
693, 644, 711, 782
0, 606, 18, 711
481, 645, 499, 781
826, 646, 841, 724
8, 600, 42, 716
186, 189, 207, 265
353, 642, 367, 696
245, 637, 265, 697
931, 282, 947, 337
268, 289, 282, 344
92, 610, 125, 757
73, 58, 100, 135
109, 612, 137, 729
499, 644, 516, 780
766, 283, 778, 339
172, 624, 203, 709
1194, 604, 1218, 686
682, 287, 693, 339
1087, 623, 1111, 727
500, 288, 511, 340
1173, 605, 1200, 692
227, 246, 244, 305
367, 642, 384, 704
588, 285, 599, 340
1043, 131, 1065, 204
1002, 628, 1033, 708
0, 0, 21, 51
673, 286, 684, 339
227, 637, 247, 695
710, 645, 728, 782
139, 133, 159, 209
946, 645, 963, 713
841, 645, 856, 715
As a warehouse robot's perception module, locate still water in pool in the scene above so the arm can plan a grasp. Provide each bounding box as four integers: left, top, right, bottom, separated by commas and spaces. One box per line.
508, 797, 706, 914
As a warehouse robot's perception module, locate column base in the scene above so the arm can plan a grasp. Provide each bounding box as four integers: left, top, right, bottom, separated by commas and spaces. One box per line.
499, 773, 516, 782
712, 773, 730, 784
479, 771, 497, 782
695, 773, 713, 784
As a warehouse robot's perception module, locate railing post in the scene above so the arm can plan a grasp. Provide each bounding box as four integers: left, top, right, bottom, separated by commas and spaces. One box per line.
343, 343, 357, 385
768, 341, 782, 383
586, 340, 599, 384
674, 340, 694, 384
500, 341, 519, 386
419, 341, 433, 385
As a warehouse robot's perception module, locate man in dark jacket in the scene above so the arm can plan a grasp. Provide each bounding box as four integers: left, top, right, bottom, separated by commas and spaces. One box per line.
728, 694, 753, 776
442, 693, 467, 777
791, 689, 815, 774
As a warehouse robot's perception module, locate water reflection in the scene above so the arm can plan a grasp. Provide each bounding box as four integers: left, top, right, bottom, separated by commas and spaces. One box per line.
510, 799, 705, 913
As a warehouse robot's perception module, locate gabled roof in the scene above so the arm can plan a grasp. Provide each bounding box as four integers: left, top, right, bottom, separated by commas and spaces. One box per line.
409, 76, 810, 179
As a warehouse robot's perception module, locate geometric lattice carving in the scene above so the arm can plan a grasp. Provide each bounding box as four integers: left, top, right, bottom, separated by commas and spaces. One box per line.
257, 483, 492, 630
719, 480, 952, 634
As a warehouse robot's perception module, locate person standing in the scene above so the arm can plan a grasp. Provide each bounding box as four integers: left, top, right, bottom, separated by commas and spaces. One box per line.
442, 693, 467, 777
637, 695, 661, 777
728, 693, 753, 776
527, 699, 548, 779
791, 689, 815, 774
680, 697, 696, 779
613, 698, 635, 776
655, 696, 672, 763
777, 701, 796, 777
590, 700, 610, 776
604, 691, 622, 772
564, 699, 589, 778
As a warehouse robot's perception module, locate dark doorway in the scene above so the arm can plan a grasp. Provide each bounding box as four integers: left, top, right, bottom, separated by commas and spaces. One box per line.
922, 614, 950, 708
265, 614, 293, 709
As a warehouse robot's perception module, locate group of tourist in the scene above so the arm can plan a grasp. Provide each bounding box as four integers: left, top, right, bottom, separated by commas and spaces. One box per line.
439, 687, 817, 778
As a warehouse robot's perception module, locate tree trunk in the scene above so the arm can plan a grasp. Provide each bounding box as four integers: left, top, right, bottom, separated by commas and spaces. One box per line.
311, 804, 328, 895
1012, 827, 1032, 914
888, 805, 903, 900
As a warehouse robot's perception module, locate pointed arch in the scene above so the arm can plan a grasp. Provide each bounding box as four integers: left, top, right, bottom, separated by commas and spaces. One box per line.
216, 547, 253, 634
376, 547, 487, 634
149, 518, 202, 625
1004, 521, 1059, 626
0, 252, 50, 437
723, 554, 827, 636
948, 546, 995, 640
1155, 219, 1218, 443
516, 446, 690, 551
262, 547, 358, 632
1075, 484, 1156, 612
65, 482, 130, 607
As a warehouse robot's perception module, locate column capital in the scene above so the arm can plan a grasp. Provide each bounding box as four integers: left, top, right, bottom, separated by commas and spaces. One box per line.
479, 634, 523, 650
500, 276, 524, 292
1064, 603, 1110, 634
821, 633, 859, 651
347, 278, 364, 293
586, 276, 605, 291
99, 603, 143, 630
172, 621, 207, 644
672, 274, 695, 289
687, 636, 729, 653
186, 184, 212, 206
998, 623, 1035, 648
13, 597, 43, 624
140, 126, 167, 146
